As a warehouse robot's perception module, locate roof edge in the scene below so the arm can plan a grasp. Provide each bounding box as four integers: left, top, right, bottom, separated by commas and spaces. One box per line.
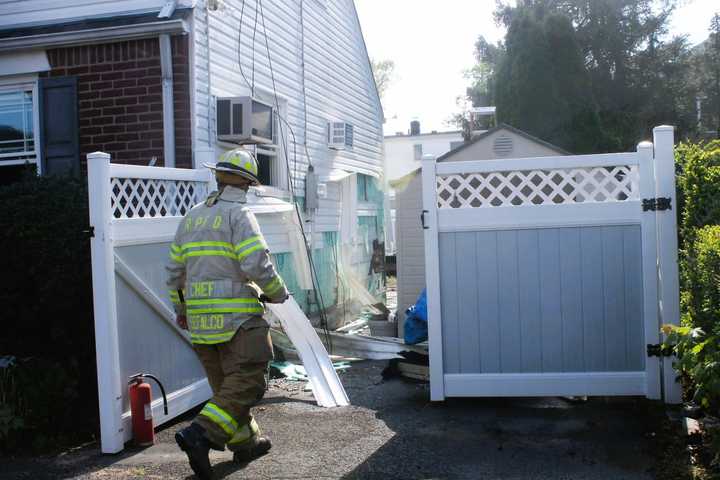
436, 123, 571, 162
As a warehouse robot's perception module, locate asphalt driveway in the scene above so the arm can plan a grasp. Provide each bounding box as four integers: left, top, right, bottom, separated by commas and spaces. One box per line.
3, 361, 663, 479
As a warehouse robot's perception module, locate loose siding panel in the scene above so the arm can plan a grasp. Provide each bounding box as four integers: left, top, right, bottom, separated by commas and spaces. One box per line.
439, 226, 645, 374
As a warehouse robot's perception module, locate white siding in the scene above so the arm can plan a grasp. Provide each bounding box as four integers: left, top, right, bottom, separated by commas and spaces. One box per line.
395, 172, 425, 336
0, 0, 193, 29
191, 0, 383, 250
192, 0, 383, 185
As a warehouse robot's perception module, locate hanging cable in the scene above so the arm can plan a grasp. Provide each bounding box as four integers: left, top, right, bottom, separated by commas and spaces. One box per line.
257, 0, 332, 349
236, 0, 252, 91
250, 0, 259, 95
298, 0, 312, 184
300, 0, 309, 148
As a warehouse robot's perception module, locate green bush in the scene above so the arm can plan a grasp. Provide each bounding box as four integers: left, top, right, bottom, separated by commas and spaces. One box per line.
0, 356, 91, 452
667, 142, 720, 414
683, 225, 720, 334
0, 169, 98, 453
664, 227, 720, 409
663, 323, 720, 410
675, 140, 720, 248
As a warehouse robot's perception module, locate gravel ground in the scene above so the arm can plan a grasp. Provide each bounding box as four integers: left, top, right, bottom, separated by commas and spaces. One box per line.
2, 361, 664, 480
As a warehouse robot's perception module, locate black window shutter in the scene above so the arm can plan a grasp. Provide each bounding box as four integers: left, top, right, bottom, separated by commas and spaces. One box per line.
39, 77, 79, 176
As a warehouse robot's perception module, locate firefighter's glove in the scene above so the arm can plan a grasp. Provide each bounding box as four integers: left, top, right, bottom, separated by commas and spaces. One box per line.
259, 293, 288, 304
176, 314, 188, 330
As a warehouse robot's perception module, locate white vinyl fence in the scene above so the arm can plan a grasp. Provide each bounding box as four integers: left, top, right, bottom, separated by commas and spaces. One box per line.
88, 152, 216, 454
422, 126, 682, 403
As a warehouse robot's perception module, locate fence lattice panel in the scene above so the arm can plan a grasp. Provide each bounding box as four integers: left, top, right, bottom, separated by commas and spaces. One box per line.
436, 166, 639, 209
110, 178, 209, 219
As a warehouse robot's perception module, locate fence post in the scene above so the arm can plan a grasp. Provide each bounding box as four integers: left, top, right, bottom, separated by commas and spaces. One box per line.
652, 126, 683, 404
638, 141, 661, 400
421, 154, 444, 401
87, 152, 124, 453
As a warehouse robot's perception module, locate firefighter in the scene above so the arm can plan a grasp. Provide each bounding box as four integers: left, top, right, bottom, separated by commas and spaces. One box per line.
167, 148, 289, 480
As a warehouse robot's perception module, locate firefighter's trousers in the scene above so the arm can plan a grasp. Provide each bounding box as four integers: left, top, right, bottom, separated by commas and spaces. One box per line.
192, 318, 273, 451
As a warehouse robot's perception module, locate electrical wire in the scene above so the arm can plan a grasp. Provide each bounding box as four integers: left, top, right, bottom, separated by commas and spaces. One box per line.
236, 0, 252, 92
256, 0, 332, 349
250, 0, 259, 95
300, 0, 309, 147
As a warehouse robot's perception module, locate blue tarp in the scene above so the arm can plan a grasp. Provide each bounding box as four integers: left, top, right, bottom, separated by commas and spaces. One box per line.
403, 289, 428, 345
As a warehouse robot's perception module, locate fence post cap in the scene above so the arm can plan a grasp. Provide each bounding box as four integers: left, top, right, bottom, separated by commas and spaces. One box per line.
637, 141, 653, 150
653, 125, 675, 133
87, 151, 111, 161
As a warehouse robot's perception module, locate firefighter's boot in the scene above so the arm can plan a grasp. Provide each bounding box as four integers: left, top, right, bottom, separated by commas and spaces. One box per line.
175, 423, 214, 480
232, 436, 272, 463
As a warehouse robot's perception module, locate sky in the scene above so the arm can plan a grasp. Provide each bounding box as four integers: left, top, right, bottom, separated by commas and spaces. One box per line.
354, 0, 720, 136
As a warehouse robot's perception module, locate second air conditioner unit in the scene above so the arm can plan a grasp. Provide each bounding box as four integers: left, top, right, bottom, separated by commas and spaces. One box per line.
327, 121, 353, 150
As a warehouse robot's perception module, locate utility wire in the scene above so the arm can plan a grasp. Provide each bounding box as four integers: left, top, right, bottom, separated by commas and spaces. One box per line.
250, 0, 259, 95
257, 0, 332, 349
236, 0, 252, 92
300, 0, 309, 148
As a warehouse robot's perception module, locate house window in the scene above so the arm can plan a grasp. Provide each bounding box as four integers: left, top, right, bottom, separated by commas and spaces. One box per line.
247, 89, 289, 192
0, 88, 37, 165
413, 144, 422, 161
357, 173, 369, 201
254, 112, 281, 187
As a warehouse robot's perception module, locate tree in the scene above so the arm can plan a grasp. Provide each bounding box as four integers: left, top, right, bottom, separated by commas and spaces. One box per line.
462, 0, 698, 151
492, 6, 602, 152
370, 59, 395, 101
702, 14, 720, 137
466, 36, 504, 108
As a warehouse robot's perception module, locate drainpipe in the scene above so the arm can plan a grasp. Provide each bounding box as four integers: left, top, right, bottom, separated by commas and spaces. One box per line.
159, 34, 176, 168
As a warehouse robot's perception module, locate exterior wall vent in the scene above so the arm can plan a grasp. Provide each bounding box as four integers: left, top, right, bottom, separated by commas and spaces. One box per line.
327, 122, 353, 150
493, 135, 514, 157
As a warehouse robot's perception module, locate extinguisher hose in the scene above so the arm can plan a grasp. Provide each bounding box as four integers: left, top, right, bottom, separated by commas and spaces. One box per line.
129, 373, 169, 415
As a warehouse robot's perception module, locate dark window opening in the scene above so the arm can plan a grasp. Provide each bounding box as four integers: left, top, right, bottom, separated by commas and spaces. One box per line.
256, 153, 272, 186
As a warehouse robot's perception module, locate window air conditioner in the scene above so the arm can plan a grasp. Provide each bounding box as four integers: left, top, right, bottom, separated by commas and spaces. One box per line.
216, 96, 274, 145
327, 121, 353, 150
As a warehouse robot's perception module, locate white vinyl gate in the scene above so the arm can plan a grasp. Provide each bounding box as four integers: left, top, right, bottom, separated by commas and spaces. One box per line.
87, 152, 349, 454
88, 152, 216, 454
421, 126, 682, 403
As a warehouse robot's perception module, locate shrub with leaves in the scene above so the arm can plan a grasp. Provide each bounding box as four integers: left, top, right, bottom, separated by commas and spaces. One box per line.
665, 143, 720, 415
0, 169, 98, 453
682, 225, 720, 334
675, 140, 720, 249
663, 324, 720, 410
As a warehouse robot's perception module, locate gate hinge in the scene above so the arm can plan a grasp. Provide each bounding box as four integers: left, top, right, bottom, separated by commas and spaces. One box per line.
642, 197, 672, 212
647, 343, 674, 357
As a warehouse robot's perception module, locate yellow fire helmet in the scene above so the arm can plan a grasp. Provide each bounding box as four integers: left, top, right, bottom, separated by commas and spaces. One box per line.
204, 148, 260, 186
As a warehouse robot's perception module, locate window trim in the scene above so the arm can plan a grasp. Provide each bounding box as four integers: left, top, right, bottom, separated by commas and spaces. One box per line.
250, 87, 289, 192
0, 75, 41, 173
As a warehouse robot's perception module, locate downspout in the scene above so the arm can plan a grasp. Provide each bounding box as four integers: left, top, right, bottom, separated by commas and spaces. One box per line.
159, 33, 176, 168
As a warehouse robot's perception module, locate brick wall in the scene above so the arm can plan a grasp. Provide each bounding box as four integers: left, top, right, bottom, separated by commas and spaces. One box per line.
42, 36, 192, 168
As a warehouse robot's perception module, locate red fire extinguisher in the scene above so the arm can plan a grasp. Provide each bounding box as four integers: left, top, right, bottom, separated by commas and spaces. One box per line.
128, 373, 168, 447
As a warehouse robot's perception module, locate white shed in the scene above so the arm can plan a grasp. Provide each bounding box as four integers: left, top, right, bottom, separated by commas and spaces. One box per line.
393, 124, 569, 337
